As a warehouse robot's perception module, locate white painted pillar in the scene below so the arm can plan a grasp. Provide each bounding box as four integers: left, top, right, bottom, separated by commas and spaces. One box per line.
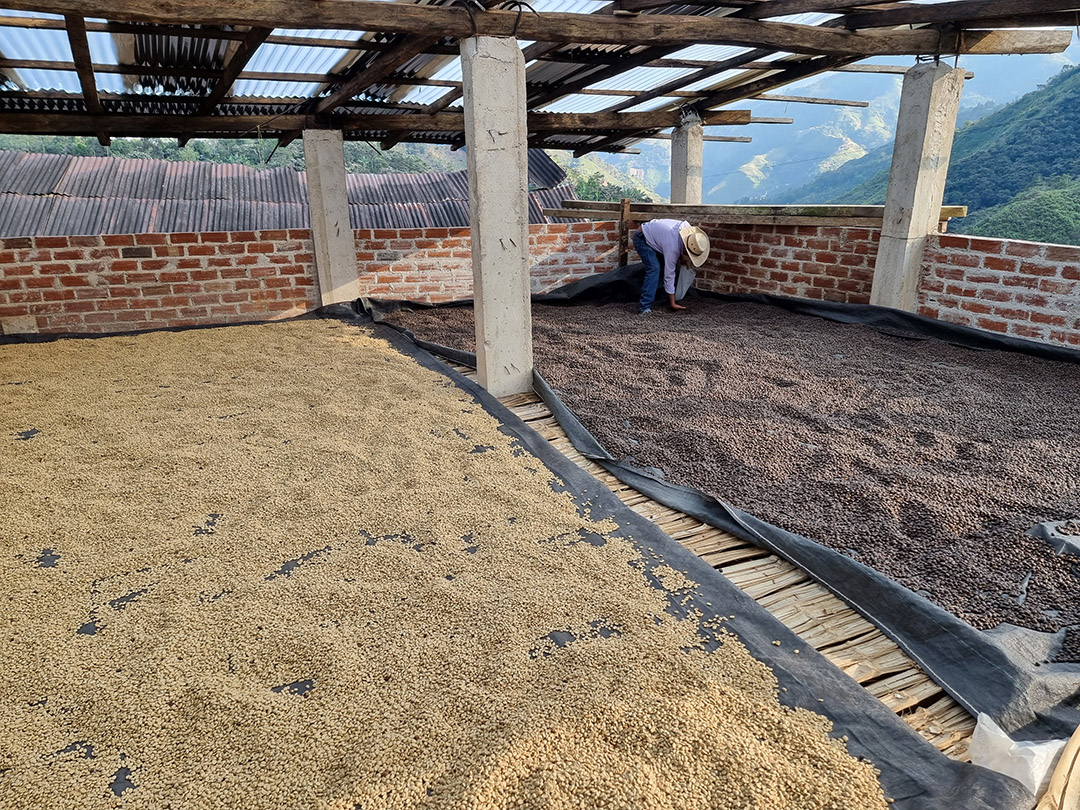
871, 63, 965, 311
460, 35, 533, 397
670, 112, 703, 205
303, 129, 359, 306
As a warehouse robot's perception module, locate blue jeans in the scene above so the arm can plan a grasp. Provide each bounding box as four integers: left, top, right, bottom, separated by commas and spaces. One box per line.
632, 230, 662, 313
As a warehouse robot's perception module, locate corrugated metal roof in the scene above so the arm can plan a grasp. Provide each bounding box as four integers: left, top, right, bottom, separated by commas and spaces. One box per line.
0, 149, 574, 236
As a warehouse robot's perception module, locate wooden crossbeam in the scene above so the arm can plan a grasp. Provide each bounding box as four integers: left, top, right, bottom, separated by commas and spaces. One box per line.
557, 199, 968, 218
61, 14, 108, 147
842, 0, 1080, 29
2, 1, 1070, 55
0, 108, 753, 136
755, 92, 868, 107
647, 133, 754, 142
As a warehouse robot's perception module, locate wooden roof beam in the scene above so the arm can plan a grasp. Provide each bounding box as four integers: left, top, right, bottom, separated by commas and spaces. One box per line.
842, 0, 1080, 29
3, 1, 1070, 55
0, 108, 753, 137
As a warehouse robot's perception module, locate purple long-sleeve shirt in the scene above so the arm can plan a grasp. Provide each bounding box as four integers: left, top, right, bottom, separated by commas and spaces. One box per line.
640, 218, 689, 295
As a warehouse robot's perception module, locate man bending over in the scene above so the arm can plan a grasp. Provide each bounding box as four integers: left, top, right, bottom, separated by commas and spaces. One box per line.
632, 219, 710, 314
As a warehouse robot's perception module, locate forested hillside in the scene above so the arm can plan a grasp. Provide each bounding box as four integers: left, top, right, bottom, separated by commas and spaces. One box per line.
774, 65, 1080, 245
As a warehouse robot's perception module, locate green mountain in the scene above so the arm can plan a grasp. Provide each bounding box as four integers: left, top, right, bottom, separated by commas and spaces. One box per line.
773, 64, 1080, 245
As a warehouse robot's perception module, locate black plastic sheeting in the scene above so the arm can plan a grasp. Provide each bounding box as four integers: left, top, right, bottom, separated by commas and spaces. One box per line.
1, 306, 1034, 808
363, 279, 1080, 745
368, 321, 1031, 810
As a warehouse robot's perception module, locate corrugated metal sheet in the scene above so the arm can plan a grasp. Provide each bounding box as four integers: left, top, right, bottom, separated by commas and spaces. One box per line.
0, 149, 573, 236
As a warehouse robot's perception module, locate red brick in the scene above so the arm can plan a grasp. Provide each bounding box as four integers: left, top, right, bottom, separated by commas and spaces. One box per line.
134, 233, 168, 245
976, 317, 1008, 333
1004, 241, 1043, 258
1030, 311, 1067, 326
1043, 244, 1080, 263
982, 256, 1018, 273
1017, 260, 1058, 277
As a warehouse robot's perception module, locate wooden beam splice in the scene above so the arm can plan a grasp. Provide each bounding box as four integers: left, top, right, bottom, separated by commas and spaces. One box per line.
737, 0, 903, 20
195, 26, 272, 116
2, 1, 1070, 55
62, 14, 108, 146
842, 0, 1080, 29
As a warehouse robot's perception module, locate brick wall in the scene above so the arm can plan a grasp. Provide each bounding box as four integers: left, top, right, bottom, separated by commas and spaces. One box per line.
693, 222, 880, 303
0, 230, 319, 335
354, 220, 619, 302
918, 233, 1080, 348
0, 221, 620, 335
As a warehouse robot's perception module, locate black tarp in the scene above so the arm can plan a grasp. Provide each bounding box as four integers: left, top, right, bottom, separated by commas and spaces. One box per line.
370, 321, 1033, 810
362, 274, 1080, 745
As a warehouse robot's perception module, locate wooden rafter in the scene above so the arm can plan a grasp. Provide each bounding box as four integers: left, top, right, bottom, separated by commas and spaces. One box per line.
62, 14, 108, 147
841, 0, 1080, 29
196, 27, 272, 115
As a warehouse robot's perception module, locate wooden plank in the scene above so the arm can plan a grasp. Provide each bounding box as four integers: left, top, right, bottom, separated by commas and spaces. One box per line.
755, 92, 868, 107
749, 116, 795, 123
3, 1, 1069, 56
842, 0, 1080, 29
617, 197, 632, 268
544, 208, 891, 226
647, 134, 754, 143
559, 200, 967, 218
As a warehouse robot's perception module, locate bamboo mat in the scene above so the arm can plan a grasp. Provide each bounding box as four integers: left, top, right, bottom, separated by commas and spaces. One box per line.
459, 369, 976, 760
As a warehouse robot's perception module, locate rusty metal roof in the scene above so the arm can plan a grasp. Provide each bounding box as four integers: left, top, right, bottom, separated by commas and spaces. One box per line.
0, 148, 574, 236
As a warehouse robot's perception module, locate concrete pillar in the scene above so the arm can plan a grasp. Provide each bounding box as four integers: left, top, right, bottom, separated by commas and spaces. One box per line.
871, 63, 965, 311
670, 112, 703, 205
460, 36, 532, 398
303, 129, 359, 306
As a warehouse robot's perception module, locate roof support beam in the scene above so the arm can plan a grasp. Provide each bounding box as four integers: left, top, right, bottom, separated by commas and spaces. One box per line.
62, 14, 108, 146
3, 1, 1070, 55
842, 0, 1080, 29
0, 108, 753, 137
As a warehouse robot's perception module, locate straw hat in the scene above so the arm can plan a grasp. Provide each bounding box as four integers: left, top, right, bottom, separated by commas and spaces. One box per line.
679, 225, 710, 267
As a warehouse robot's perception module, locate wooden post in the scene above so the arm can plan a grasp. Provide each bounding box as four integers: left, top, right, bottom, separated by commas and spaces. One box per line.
617, 197, 632, 267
